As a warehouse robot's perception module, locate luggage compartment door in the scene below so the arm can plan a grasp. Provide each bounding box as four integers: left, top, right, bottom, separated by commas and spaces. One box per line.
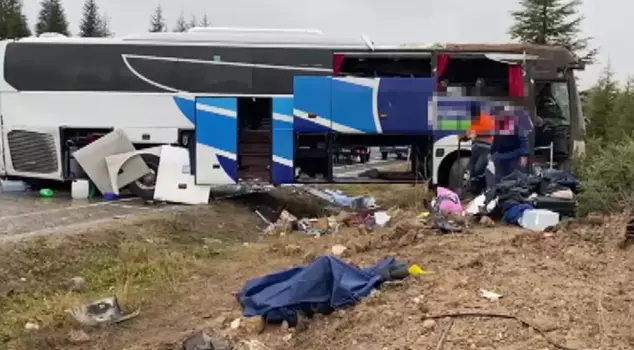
271, 96, 294, 184
195, 97, 238, 185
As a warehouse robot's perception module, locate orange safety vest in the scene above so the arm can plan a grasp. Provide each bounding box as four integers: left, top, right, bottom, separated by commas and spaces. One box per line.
467, 113, 495, 144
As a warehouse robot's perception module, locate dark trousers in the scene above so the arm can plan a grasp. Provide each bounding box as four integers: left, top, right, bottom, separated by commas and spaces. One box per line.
493, 157, 520, 183
469, 143, 490, 194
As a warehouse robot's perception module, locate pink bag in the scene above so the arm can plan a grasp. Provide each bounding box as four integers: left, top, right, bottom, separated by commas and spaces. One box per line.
434, 187, 463, 215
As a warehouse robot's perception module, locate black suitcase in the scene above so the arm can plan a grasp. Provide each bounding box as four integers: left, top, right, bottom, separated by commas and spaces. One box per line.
530, 196, 576, 217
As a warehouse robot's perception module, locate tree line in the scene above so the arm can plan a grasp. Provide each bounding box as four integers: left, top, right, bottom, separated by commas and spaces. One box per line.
0, 1, 209, 38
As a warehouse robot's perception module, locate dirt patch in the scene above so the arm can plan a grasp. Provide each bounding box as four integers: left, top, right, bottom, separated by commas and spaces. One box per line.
3, 185, 634, 350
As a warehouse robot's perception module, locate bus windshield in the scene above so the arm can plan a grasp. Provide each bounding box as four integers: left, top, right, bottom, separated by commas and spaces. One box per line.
536, 81, 571, 124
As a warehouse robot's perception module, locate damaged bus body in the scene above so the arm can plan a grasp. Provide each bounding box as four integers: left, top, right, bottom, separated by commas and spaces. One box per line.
0, 30, 585, 197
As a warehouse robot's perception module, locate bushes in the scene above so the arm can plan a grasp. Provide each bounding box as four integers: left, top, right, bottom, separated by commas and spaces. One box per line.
574, 137, 634, 216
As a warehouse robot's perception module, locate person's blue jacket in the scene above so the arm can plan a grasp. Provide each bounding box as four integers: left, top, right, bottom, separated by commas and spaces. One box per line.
491, 134, 528, 161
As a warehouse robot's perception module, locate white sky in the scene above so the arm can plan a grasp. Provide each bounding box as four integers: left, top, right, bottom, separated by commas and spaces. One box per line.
21, 0, 629, 90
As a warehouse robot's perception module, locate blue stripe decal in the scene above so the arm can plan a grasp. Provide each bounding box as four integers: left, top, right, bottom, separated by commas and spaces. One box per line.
273, 129, 293, 160
272, 162, 293, 185
173, 96, 195, 124
294, 117, 330, 132
195, 97, 237, 154
217, 155, 237, 182
196, 96, 239, 111
293, 76, 332, 131
272, 97, 294, 116
273, 119, 293, 129
331, 78, 376, 132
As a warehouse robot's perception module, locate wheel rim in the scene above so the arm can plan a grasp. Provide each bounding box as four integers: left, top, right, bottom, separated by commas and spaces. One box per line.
135, 168, 157, 191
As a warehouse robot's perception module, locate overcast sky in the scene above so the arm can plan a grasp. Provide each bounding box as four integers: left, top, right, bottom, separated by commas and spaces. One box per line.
21, 0, 627, 89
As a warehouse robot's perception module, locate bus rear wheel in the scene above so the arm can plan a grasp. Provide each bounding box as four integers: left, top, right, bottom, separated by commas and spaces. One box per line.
127, 153, 160, 200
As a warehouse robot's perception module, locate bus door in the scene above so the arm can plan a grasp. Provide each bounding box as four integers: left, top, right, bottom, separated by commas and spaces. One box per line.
194, 97, 238, 185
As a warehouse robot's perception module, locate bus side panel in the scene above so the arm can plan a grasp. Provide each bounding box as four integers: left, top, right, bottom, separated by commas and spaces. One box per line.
330, 77, 378, 133
292, 76, 332, 132
376, 78, 436, 134
194, 97, 238, 185
271, 97, 294, 184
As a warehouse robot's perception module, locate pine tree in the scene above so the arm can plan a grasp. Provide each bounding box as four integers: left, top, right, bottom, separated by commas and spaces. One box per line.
509, 0, 596, 63
584, 64, 619, 140
0, 0, 31, 39
97, 12, 111, 37
173, 12, 187, 32
35, 0, 70, 36
199, 13, 210, 27
610, 78, 634, 140
188, 15, 197, 30
149, 5, 167, 32
79, 0, 101, 37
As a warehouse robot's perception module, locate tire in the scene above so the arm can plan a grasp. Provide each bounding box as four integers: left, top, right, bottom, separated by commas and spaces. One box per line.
448, 156, 470, 196
381, 152, 388, 160
363, 154, 371, 163
396, 153, 404, 159
126, 153, 160, 200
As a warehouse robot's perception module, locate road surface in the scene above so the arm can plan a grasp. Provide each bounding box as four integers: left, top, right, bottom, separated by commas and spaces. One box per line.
0, 148, 407, 240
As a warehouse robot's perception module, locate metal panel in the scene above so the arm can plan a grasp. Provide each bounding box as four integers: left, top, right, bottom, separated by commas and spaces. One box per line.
330, 77, 377, 133
376, 77, 436, 133
195, 97, 238, 185
271, 96, 294, 184
292, 76, 332, 132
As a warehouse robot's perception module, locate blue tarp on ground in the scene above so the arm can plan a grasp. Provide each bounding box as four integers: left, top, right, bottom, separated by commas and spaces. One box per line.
237, 256, 398, 326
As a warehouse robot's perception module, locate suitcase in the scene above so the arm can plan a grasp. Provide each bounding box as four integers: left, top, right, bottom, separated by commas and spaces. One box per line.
530, 196, 576, 217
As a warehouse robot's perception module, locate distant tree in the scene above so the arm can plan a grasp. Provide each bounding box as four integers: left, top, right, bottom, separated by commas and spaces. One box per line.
35, 0, 70, 36
0, 0, 31, 39
199, 13, 210, 27
509, 0, 596, 63
188, 15, 197, 29
584, 64, 619, 140
97, 12, 112, 37
149, 4, 167, 32
173, 12, 187, 32
79, 0, 103, 37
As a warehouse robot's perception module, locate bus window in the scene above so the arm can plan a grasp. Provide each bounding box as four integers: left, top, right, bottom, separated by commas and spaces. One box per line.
536, 82, 570, 123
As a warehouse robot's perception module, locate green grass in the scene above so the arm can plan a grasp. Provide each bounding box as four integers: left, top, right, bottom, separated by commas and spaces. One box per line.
0, 213, 235, 349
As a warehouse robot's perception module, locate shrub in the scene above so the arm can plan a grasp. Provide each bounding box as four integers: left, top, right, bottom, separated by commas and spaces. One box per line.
574, 137, 634, 216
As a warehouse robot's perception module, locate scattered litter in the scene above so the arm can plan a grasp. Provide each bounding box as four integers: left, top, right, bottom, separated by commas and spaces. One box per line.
465, 194, 497, 215
181, 331, 230, 350
103, 192, 118, 201
255, 210, 273, 226
24, 321, 39, 330
331, 244, 347, 256
322, 189, 377, 210
236, 339, 267, 350
417, 211, 430, 218
230, 317, 241, 329
66, 296, 139, 326
39, 188, 54, 197
519, 209, 560, 232
67, 329, 90, 344
1, 180, 30, 193
19, 277, 26, 282
407, 264, 428, 276
480, 289, 502, 301
68, 276, 86, 292
374, 211, 391, 226
433, 187, 464, 216
237, 256, 407, 327
422, 319, 436, 329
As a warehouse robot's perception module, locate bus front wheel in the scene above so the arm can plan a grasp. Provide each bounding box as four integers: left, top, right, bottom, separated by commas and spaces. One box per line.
448, 156, 470, 195
127, 153, 160, 200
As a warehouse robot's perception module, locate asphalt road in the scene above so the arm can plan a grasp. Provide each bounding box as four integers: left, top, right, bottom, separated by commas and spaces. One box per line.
0, 147, 407, 240
0, 191, 171, 240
